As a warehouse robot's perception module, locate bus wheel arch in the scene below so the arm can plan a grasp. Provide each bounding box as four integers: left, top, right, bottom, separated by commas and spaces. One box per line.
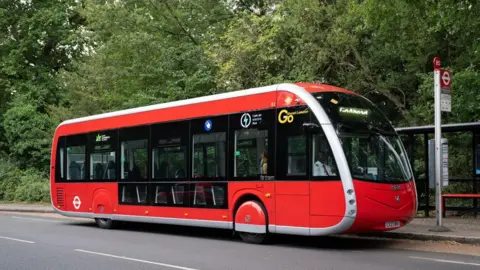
233, 194, 269, 244
92, 189, 116, 229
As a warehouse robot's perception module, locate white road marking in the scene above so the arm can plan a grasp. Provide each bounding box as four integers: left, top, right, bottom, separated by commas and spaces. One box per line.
75, 249, 199, 270
0, 236, 35, 244
12, 216, 62, 223
410, 256, 480, 266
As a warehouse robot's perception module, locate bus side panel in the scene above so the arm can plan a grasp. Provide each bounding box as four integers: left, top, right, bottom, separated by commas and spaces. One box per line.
229, 182, 275, 225
275, 181, 310, 227
309, 181, 345, 217
64, 183, 89, 213
309, 215, 344, 228
117, 204, 151, 216
185, 208, 230, 224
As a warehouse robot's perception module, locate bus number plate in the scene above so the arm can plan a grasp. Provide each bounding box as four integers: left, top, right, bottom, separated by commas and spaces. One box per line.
385, 221, 400, 228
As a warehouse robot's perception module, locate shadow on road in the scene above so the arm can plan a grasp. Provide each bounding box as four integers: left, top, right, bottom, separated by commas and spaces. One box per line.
65, 220, 397, 251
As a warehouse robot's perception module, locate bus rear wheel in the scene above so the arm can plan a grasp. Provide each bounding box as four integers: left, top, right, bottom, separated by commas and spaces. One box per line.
95, 218, 115, 229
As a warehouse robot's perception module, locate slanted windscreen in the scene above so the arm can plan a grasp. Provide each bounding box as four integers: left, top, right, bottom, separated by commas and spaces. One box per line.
313, 92, 413, 182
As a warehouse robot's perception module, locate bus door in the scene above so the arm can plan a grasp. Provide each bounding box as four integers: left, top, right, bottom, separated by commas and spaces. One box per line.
275, 105, 311, 230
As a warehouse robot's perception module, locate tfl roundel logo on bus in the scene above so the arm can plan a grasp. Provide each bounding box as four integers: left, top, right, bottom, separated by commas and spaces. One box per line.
73, 196, 81, 210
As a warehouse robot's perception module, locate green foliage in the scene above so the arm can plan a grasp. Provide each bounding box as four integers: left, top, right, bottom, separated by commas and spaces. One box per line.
0, 159, 22, 201
13, 169, 50, 203
1, 0, 480, 206
3, 99, 54, 171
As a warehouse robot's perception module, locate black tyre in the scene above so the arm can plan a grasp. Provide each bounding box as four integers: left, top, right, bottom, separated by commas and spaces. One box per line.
95, 218, 116, 229
238, 231, 268, 244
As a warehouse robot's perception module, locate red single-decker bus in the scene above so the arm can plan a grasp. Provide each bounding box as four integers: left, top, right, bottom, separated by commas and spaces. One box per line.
50, 82, 417, 244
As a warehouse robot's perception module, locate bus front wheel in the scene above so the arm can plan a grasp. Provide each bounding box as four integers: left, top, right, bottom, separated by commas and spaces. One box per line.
238, 231, 267, 244
234, 200, 269, 244
95, 218, 115, 229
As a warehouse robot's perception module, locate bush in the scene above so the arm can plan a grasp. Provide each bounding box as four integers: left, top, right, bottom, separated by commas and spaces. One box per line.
0, 159, 22, 201
13, 169, 50, 203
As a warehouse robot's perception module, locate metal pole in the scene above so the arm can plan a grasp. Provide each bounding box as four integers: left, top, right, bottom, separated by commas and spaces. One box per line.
430, 57, 449, 232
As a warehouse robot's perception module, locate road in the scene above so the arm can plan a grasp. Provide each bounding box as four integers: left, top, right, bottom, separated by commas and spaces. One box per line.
0, 212, 479, 270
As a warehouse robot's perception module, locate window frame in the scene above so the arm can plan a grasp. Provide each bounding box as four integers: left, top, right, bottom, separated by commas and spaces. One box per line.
310, 128, 341, 181
151, 120, 190, 182
190, 115, 229, 182
275, 106, 311, 181
275, 106, 341, 181
150, 120, 190, 207
87, 129, 118, 182
228, 109, 276, 181
55, 136, 66, 182
119, 125, 150, 183
63, 133, 88, 182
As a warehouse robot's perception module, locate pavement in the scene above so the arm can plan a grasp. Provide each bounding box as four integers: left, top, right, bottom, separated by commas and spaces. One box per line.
1, 203, 479, 245
363, 217, 480, 245
1, 212, 480, 269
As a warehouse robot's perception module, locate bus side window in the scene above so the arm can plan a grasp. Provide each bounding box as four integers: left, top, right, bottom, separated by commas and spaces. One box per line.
311, 134, 338, 177
151, 121, 189, 207
65, 134, 87, 181
89, 130, 117, 181
119, 125, 149, 205
276, 106, 309, 180
229, 109, 275, 180
190, 116, 228, 209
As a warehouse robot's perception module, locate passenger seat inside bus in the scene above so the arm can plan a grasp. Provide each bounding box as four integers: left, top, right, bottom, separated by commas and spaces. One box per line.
104, 160, 115, 180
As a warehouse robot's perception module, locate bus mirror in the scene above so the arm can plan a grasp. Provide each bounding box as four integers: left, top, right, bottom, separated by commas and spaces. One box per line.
303, 122, 320, 132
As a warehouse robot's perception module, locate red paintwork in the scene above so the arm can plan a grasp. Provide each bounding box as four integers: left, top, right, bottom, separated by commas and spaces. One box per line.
345, 180, 417, 233
295, 82, 359, 95
235, 201, 267, 226
50, 82, 416, 235
310, 182, 345, 216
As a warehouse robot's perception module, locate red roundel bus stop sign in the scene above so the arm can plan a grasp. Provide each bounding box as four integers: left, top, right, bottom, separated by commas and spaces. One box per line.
440, 69, 451, 89
440, 69, 451, 112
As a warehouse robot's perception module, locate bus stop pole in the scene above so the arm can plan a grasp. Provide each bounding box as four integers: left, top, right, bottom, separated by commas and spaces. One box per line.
430, 57, 450, 232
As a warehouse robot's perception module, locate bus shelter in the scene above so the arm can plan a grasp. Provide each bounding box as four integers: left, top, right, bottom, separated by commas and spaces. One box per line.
395, 122, 480, 217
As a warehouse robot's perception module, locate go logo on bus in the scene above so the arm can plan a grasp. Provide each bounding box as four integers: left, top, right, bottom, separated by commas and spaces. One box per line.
278, 109, 308, 124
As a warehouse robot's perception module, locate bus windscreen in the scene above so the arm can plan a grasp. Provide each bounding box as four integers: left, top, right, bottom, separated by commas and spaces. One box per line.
313, 92, 413, 183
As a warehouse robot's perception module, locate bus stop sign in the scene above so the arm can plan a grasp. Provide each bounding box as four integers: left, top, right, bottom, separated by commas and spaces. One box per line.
440, 69, 451, 112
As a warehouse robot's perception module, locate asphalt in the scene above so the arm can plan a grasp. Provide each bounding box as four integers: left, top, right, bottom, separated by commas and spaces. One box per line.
3, 204, 480, 245
0, 213, 480, 269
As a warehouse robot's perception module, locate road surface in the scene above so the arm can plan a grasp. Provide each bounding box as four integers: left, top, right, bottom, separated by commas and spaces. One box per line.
0, 212, 479, 270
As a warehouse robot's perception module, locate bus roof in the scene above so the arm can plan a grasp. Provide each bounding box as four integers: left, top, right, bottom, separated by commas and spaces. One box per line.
58, 82, 357, 127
